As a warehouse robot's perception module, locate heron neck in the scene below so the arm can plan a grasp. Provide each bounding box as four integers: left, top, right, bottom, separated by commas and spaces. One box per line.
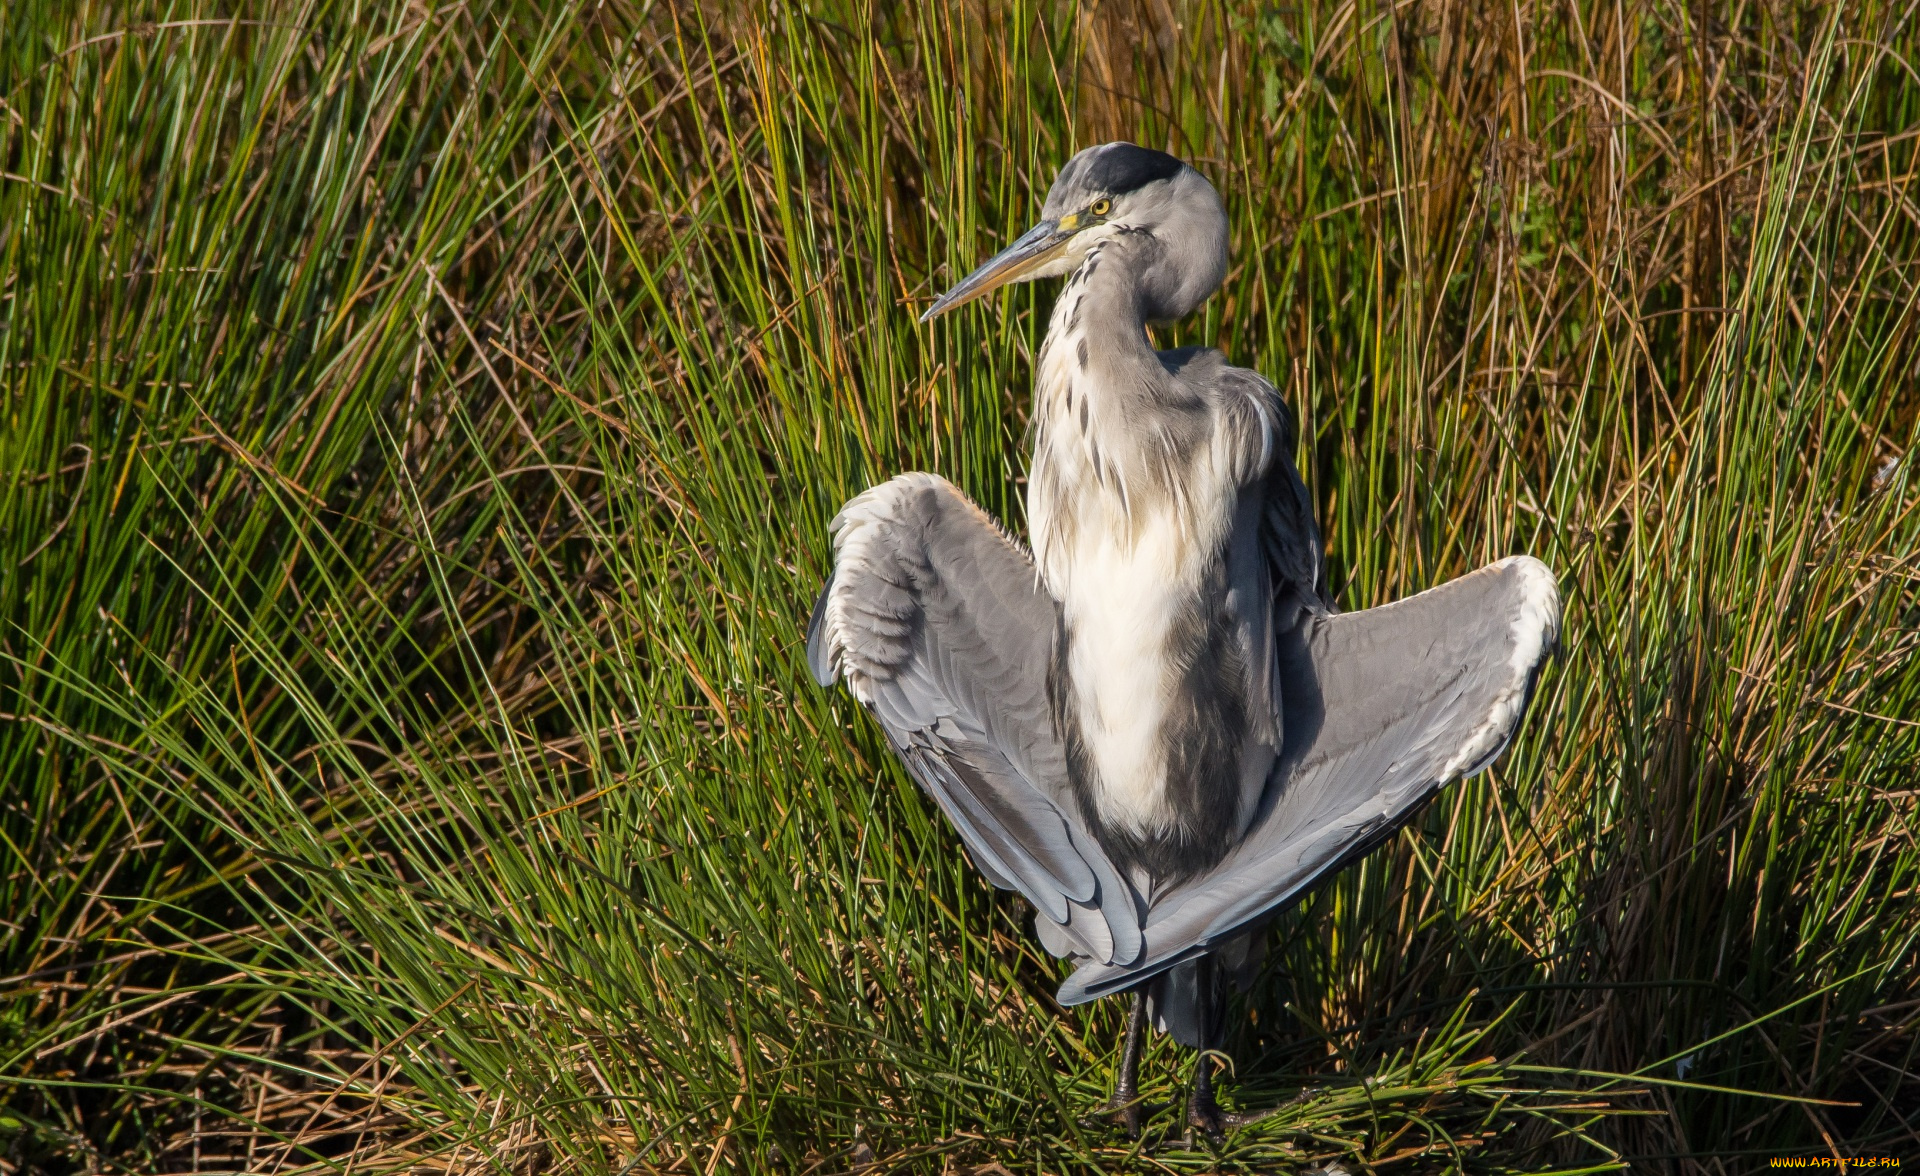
1040, 237, 1162, 391
1027, 236, 1179, 590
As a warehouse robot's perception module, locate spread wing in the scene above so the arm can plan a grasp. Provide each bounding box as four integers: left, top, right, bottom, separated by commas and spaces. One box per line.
1056, 555, 1560, 1004
806, 473, 1144, 967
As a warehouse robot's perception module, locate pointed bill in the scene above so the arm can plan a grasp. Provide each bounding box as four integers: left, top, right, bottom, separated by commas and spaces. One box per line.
920, 220, 1074, 321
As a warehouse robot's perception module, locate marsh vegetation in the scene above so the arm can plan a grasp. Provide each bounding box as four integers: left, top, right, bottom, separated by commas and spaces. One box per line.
3, 0, 1917, 1170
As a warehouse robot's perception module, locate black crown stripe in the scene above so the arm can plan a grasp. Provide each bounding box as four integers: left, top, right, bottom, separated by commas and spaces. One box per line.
1078, 143, 1183, 195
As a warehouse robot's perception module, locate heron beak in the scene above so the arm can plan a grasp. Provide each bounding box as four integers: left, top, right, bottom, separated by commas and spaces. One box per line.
920, 219, 1075, 322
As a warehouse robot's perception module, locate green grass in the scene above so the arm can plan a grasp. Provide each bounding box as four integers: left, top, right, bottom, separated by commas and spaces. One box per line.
3, 0, 1917, 1171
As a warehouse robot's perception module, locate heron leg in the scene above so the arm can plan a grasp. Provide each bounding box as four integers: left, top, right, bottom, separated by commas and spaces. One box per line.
1185, 1048, 1268, 1142
1084, 989, 1155, 1137
1182, 956, 1272, 1145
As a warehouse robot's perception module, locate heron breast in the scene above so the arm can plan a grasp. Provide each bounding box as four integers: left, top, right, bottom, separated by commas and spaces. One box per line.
1048, 494, 1233, 837
1029, 328, 1247, 840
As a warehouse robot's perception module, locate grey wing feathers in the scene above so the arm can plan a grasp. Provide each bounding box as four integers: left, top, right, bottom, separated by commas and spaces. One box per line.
1213, 363, 1320, 756
1057, 555, 1560, 1004
807, 473, 1143, 967
1208, 364, 1324, 610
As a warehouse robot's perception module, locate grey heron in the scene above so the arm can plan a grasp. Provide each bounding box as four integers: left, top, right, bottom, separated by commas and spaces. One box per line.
806, 142, 1559, 1140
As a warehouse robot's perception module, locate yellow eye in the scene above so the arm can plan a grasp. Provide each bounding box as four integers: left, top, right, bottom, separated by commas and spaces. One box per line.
1090, 198, 1112, 217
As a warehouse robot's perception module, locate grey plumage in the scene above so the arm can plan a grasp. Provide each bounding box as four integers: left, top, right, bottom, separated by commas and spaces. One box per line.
808, 475, 1145, 967
808, 141, 1560, 1134
807, 475, 1555, 1003
1059, 554, 1560, 1005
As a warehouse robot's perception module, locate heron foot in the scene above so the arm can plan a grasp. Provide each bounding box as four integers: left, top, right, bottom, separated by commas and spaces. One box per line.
1183, 1087, 1273, 1145
1183, 1084, 1322, 1146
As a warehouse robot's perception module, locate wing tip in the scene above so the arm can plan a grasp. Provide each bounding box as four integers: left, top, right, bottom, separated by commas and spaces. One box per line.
813, 478, 933, 699
1055, 970, 1100, 1007
1055, 941, 1206, 1007
1442, 555, 1562, 779
1490, 554, 1563, 660
805, 575, 839, 687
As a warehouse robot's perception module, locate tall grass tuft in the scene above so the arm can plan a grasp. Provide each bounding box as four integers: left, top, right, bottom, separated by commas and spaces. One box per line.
3, 0, 1916, 1171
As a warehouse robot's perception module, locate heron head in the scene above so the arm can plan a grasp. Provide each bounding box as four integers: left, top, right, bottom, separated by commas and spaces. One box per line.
921, 142, 1229, 323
